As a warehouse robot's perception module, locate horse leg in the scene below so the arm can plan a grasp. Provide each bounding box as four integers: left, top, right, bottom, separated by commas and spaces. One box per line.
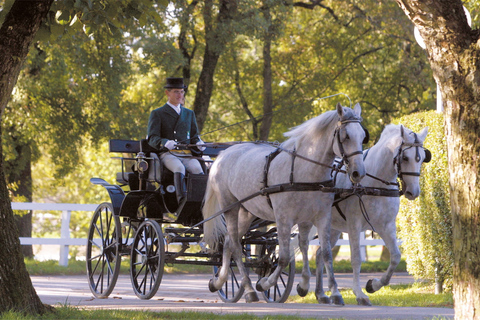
256, 222, 292, 292
296, 222, 314, 297
209, 231, 234, 292
348, 228, 372, 306
236, 207, 259, 302
365, 225, 401, 295
314, 228, 341, 304
315, 218, 344, 306
209, 208, 258, 302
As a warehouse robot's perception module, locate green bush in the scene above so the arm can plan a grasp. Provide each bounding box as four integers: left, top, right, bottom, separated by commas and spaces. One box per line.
394, 111, 453, 292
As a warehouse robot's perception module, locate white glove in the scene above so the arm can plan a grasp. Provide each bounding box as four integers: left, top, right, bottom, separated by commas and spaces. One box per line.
165, 140, 177, 150
196, 139, 206, 151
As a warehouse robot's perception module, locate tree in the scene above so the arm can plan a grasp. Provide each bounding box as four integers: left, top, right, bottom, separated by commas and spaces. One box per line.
0, 0, 167, 314
0, 0, 54, 314
394, 0, 480, 316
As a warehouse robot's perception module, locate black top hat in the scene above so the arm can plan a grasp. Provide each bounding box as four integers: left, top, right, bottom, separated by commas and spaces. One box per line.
164, 77, 187, 89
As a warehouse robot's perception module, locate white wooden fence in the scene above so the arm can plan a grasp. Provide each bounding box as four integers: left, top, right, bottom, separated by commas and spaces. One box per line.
12, 202, 393, 267
12, 202, 97, 267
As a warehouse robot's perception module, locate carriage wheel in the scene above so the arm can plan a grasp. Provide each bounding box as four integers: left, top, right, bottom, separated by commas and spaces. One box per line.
213, 258, 248, 303
86, 202, 121, 298
130, 219, 165, 300
258, 243, 295, 303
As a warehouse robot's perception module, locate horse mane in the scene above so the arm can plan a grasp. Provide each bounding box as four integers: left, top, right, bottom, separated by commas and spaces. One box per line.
282, 106, 358, 149
378, 123, 424, 146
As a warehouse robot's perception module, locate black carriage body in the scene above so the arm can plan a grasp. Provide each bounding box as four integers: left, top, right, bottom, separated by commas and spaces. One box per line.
103, 139, 217, 226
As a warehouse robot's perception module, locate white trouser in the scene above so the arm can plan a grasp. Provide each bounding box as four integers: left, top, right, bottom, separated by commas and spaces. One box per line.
160, 152, 204, 175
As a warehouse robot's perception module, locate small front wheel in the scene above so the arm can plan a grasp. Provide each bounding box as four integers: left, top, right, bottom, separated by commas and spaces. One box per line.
213, 260, 247, 303
130, 219, 165, 300
258, 243, 295, 303
86, 202, 121, 298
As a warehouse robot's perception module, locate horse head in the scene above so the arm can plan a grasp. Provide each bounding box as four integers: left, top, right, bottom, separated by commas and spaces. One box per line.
394, 125, 429, 200
333, 103, 367, 184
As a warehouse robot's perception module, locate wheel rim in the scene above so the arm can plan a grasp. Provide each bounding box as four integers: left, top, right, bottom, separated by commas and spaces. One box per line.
259, 244, 295, 303
86, 202, 121, 298
130, 220, 165, 300
213, 261, 246, 303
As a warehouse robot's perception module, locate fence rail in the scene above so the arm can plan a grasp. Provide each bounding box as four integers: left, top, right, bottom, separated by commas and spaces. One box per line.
12, 202, 393, 267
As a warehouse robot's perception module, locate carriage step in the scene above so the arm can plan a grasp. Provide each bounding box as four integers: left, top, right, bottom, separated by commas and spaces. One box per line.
164, 227, 203, 235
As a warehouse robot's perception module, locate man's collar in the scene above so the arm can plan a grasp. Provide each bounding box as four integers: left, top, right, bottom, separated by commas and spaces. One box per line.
167, 102, 182, 114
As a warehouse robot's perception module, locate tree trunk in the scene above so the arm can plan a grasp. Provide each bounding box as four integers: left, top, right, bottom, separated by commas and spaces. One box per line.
394, 0, 480, 317
192, 0, 238, 132
11, 144, 34, 259
0, 0, 53, 314
259, 5, 274, 141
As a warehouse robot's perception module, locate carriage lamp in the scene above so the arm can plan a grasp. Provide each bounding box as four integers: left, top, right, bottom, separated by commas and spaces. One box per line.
135, 152, 149, 173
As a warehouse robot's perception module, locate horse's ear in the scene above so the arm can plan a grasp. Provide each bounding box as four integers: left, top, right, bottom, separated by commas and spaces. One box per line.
336, 102, 344, 117
418, 127, 429, 141
353, 103, 362, 117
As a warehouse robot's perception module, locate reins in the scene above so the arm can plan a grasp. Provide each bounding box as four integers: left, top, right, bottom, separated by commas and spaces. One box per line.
174, 115, 366, 237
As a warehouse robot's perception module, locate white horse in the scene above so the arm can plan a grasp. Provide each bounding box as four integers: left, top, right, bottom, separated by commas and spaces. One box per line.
202, 103, 367, 304
296, 124, 430, 305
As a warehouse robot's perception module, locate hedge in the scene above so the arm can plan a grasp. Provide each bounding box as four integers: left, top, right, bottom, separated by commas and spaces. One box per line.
394, 111, 453, 293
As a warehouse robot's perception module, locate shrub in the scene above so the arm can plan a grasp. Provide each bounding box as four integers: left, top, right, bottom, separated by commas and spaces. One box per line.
394, 111, 453, 293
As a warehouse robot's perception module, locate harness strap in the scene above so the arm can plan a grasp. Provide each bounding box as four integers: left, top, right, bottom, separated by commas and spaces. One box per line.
332, 186, 401, 231
261, 180, 335, 196
290, 147, 296, 184
263, 148, 282, 208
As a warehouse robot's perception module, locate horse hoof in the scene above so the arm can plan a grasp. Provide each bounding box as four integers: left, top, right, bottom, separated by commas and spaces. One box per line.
317, 296, 331, 304
208, 279, 218, 293
256, 278, 267, 291
297, 284, 309, 297
245, 292, 259, 303
331, 295, 345, 306
366, 279, 376, 293
357, 297, 372, 306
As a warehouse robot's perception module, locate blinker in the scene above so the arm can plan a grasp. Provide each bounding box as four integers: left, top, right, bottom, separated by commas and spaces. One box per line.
423, 149, 432, 163
362, 126, 370, 145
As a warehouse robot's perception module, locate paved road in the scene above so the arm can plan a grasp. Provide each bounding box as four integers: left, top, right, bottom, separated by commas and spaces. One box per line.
32, 272, 454, 319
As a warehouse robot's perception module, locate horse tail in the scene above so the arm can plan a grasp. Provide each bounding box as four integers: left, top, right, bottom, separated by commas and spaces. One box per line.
202, 180, 227, 252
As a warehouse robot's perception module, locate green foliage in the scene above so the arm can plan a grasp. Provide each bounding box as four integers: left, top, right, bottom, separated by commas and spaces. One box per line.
32, 0, 169, 42
31, 141, 118, 246
202, 0, 436, 143
394, 111, 453, 292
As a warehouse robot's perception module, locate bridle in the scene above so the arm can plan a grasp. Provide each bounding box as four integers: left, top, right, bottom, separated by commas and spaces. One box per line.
393, 125, 431, 192
333, 117, 368, 168
333, 125, 430, 230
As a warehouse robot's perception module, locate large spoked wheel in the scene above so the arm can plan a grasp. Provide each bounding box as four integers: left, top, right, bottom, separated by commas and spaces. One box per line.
130, 219, 165, 300
213, 259, 248, 303
86, 202, 122, 298
258, 243, 295, 303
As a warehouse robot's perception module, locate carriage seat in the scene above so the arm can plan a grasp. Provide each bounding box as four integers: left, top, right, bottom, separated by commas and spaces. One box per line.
109, 139, 205, 189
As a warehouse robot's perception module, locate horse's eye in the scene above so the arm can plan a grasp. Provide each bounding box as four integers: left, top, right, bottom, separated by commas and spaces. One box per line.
345, 134, 350, 140
402, 155, 409, 162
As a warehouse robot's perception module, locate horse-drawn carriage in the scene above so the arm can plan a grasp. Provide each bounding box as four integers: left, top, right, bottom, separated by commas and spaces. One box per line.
86, 138, 295, 302
87, 103, 431, 306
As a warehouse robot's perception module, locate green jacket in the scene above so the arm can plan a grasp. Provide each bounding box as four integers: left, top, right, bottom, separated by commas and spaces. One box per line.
147, 103, 201, 153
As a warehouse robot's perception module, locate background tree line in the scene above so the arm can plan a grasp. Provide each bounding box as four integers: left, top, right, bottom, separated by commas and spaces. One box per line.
3, 0, 438, 257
